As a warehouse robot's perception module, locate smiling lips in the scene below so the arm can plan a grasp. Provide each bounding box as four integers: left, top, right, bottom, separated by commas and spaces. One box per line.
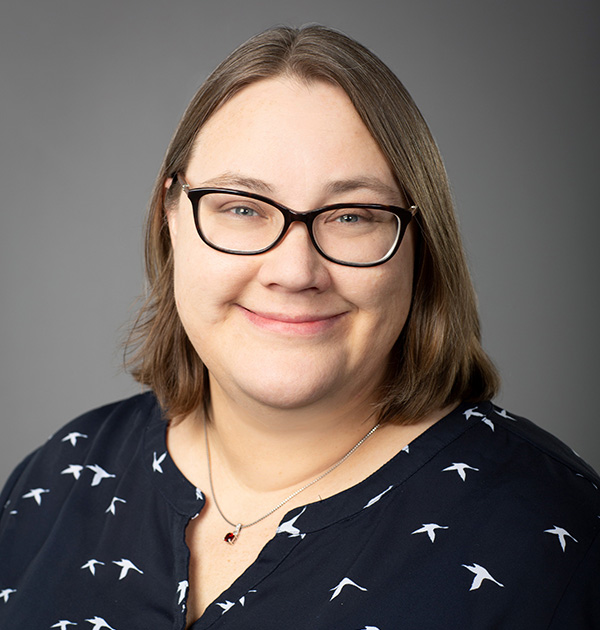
238, 306, 346, 336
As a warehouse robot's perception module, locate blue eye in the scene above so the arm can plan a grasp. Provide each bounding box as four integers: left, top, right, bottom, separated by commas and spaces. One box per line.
337, 214, 361, 223
231, 206, 258, 217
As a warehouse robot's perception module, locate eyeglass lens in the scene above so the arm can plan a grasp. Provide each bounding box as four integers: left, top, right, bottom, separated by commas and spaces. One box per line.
196, 191, 401, 265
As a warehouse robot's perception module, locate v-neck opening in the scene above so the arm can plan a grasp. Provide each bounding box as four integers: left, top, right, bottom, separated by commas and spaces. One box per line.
143, 396, 490, 627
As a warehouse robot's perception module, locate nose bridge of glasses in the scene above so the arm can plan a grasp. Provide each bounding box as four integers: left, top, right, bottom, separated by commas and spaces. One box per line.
277, 207, 319, 251
282, 205, 317, 228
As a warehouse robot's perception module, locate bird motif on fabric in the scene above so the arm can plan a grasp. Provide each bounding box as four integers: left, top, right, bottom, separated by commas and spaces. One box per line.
276, 507, 307, 538
462, 563, 504, 590
81, 559, 105, 575
544, 525, 578, 551
62, 432, 89, 447
481, 418, 495, 431
112, 558, 143, 580
463, 408, 484, 420
105, 497, 126, 515
495, 408, 516, 421
177, 580, 189, 605
86, 465, 116, 487
216, 600, 235, 614
61, 464, 84, 479
85, 617, 116, 630
238, 589, 257, 607
329, 577, 367, 601
22, 488, 50, 505
153, 451, 167, 473
0, 588, 16, 603
442, 463, 479, 481
51, 621, 78, 629
363, 485, 393, 509
411, 523, 449, 542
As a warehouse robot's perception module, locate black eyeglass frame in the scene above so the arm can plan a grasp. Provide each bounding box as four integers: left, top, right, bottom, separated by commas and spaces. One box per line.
177, 174, 417, 267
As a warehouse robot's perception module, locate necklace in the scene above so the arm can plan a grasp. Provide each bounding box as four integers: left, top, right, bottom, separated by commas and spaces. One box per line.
204, 417, 380, 544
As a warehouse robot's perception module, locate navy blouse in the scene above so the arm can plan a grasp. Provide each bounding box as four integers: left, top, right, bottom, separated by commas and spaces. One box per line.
1, 393, 599, 629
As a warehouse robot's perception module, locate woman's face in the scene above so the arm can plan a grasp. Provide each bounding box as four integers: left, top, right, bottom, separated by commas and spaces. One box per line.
168, 77, 415, 413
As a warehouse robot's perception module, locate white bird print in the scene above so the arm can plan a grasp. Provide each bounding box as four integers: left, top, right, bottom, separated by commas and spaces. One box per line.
195, 487, 203, 500
360, 627, 380, 630
276, 506, 307, 538
177, 580, 189, 605
363, 485, 394, 510
62, 432, 88, 447
401, 444, 410, 454
51, 621, 78, 629
462, 563, 504, 590
153, 451, 167, 473
329, 577, 367, 601
61, 464, 84, 479
544, 525, 578, 552
0, 588, 16, 603
411, 523, 449, 542
463, 408, 484, 420
22, 488, 50, 505
495, 408, 516, 421
105, 497, 126, 515
86, 464, 116, 487
81, 559, 105, 575
113, 558, 144, 580
481, 417, 495, 431
216, 600, 235, 614
442, 462, 479, 481
238, 589, 257, 606
85, 617, 116, 630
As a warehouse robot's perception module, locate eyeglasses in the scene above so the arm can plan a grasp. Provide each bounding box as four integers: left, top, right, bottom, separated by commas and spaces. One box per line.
177, 174, 417, 267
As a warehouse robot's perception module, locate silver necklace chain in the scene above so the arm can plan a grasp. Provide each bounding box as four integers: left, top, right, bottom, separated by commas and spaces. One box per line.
204, 417, 380, 544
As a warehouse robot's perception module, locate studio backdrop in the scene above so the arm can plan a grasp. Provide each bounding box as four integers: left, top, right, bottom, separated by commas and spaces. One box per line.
1, 0, 598, 481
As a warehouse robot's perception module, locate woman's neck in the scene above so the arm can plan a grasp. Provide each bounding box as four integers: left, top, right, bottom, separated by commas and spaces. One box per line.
204, 386, 382, 495
167, 375, 450, 512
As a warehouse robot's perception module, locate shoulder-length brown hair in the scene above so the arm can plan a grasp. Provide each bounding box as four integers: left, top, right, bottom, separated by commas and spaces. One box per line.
126, 25, 499, 422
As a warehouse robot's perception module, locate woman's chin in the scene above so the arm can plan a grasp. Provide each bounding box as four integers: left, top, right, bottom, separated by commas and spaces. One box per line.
212, 364, 348, 413
245, 376, 338, 410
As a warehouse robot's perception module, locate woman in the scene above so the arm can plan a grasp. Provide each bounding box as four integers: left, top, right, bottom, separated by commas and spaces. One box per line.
0, 25, 598, 629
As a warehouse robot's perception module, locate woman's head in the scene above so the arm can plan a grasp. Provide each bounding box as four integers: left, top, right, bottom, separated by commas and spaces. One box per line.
127, 25, 499, 421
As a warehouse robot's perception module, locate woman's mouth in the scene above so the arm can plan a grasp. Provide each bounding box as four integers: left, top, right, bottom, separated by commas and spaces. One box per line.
238, 306, 347, 336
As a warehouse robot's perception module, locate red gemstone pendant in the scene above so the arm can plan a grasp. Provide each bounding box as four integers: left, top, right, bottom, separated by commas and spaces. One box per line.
224, 524, 242, 544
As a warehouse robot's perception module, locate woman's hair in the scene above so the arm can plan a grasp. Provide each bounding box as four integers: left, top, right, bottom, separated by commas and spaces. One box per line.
125, 24, 499, 422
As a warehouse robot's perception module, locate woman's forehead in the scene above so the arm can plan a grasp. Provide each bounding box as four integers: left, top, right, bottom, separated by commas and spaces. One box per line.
187, 77, 399, 203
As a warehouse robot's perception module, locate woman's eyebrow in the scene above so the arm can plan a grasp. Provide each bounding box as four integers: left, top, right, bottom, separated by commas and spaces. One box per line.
324, 177, 400, 200
199, 172, 275, 194
197, 173, 400, 201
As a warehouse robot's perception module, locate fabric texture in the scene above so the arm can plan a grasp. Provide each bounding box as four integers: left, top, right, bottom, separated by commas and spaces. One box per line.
0, 392, 598, 629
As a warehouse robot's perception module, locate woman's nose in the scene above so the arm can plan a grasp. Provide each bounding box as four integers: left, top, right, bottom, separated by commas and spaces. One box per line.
255, 222, 332, 292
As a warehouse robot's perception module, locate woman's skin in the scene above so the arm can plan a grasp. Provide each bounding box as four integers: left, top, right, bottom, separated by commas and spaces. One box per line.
165, 76, 448, 624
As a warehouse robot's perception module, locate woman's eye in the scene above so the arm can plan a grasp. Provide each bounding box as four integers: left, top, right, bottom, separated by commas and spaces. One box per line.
336, 213, 361, 223
329, 211, 372, 224
229, 206, 259, 217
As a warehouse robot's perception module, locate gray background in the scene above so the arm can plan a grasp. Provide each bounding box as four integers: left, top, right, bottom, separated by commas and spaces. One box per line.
1, 0, 598, 483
